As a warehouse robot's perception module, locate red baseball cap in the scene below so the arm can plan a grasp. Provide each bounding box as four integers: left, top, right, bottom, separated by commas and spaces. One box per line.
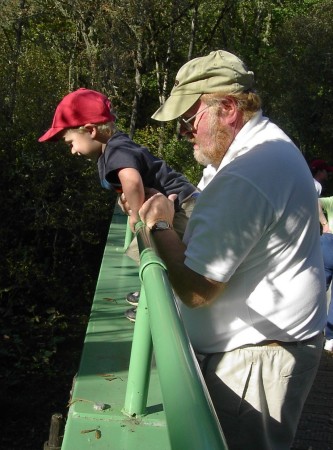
309, 159, 333, 173
38, 88, 116, 142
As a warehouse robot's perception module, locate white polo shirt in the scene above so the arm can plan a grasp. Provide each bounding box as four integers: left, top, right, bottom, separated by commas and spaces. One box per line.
180, 111, 327, 353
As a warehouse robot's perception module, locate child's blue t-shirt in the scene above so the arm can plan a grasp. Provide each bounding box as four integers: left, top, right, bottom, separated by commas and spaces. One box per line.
97, 131, 196, 206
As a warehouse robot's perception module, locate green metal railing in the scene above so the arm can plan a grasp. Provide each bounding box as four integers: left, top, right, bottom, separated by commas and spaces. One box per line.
123, 220, 228, 450
49, 210, 228, 450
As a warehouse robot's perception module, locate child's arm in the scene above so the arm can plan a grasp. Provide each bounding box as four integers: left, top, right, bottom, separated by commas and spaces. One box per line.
118, 168, 145, 232
319, 199, 331, 233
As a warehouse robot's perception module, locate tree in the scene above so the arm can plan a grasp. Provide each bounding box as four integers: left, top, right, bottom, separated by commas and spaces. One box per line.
258, 0, 333, 157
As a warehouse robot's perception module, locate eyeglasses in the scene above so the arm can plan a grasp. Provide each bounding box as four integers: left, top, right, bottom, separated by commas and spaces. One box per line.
177, 104, 211, 132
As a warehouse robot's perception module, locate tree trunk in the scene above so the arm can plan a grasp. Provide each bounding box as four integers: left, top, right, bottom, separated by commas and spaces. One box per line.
130, 39, 143, 139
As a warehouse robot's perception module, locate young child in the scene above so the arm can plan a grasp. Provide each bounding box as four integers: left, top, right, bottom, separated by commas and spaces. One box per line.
38, 88, 199, 320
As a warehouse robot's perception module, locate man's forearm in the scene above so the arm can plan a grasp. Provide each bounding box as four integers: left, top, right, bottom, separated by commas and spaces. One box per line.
151, 229, 225, 308
138, 192, 226, 306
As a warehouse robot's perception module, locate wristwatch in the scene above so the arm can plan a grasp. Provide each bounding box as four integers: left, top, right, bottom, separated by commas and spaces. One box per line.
150, 220, 173, 232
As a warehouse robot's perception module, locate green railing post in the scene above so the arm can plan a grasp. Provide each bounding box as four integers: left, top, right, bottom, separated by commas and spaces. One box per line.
123, 216, 133, 251
122, 285, 153, 417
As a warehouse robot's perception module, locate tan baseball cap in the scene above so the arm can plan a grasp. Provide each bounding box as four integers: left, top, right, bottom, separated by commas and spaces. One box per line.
152, 50, 254, 121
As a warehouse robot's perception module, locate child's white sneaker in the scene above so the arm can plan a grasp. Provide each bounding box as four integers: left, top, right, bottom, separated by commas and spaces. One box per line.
324, 339, 333, 352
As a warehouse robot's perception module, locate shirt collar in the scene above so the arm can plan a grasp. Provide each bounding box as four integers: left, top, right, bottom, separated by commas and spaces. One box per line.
217, 110, 267, 172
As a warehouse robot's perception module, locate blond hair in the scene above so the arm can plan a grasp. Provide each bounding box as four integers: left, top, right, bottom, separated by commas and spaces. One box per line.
67, 121, 116, 138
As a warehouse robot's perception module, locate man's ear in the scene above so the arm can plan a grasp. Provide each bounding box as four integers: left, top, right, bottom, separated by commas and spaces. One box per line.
220, 97, 239, 125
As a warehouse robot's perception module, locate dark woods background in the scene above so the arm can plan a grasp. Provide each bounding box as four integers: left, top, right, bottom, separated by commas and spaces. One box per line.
1, 1, 332, 449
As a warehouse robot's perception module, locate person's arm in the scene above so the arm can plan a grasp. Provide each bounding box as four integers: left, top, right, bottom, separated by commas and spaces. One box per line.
139, 193, 227, 308
318, 199, 331, 233
118, 187, 160, 215
118, 168, 145, 231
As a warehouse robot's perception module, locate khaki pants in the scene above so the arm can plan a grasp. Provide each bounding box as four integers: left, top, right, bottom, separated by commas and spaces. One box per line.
200, 334, 323, 450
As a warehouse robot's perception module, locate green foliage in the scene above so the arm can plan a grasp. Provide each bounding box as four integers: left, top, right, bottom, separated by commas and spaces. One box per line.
0, 128, 115, 387
133, 124, 202, 185
133, 124, 161, 153
161, 135, 203, 185
258, 0, 333, 157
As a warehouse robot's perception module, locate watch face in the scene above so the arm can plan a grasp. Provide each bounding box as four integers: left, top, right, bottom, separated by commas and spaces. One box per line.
157, 221, 169, 229
152, 220, 171, 231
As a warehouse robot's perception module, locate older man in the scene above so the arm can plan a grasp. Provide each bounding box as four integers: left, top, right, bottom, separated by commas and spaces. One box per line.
138, 50, 326, 450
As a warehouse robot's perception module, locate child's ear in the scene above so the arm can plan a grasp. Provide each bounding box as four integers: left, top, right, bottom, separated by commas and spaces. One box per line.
83, 123, 98, 137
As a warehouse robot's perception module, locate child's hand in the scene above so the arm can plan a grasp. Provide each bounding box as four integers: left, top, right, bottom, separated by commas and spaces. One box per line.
129, 213, 140, 232
118, 193, 132, 215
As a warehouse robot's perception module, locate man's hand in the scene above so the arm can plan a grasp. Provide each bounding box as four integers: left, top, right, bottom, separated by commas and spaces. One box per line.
139, 193, 177, 229
139, 192, 226, 308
